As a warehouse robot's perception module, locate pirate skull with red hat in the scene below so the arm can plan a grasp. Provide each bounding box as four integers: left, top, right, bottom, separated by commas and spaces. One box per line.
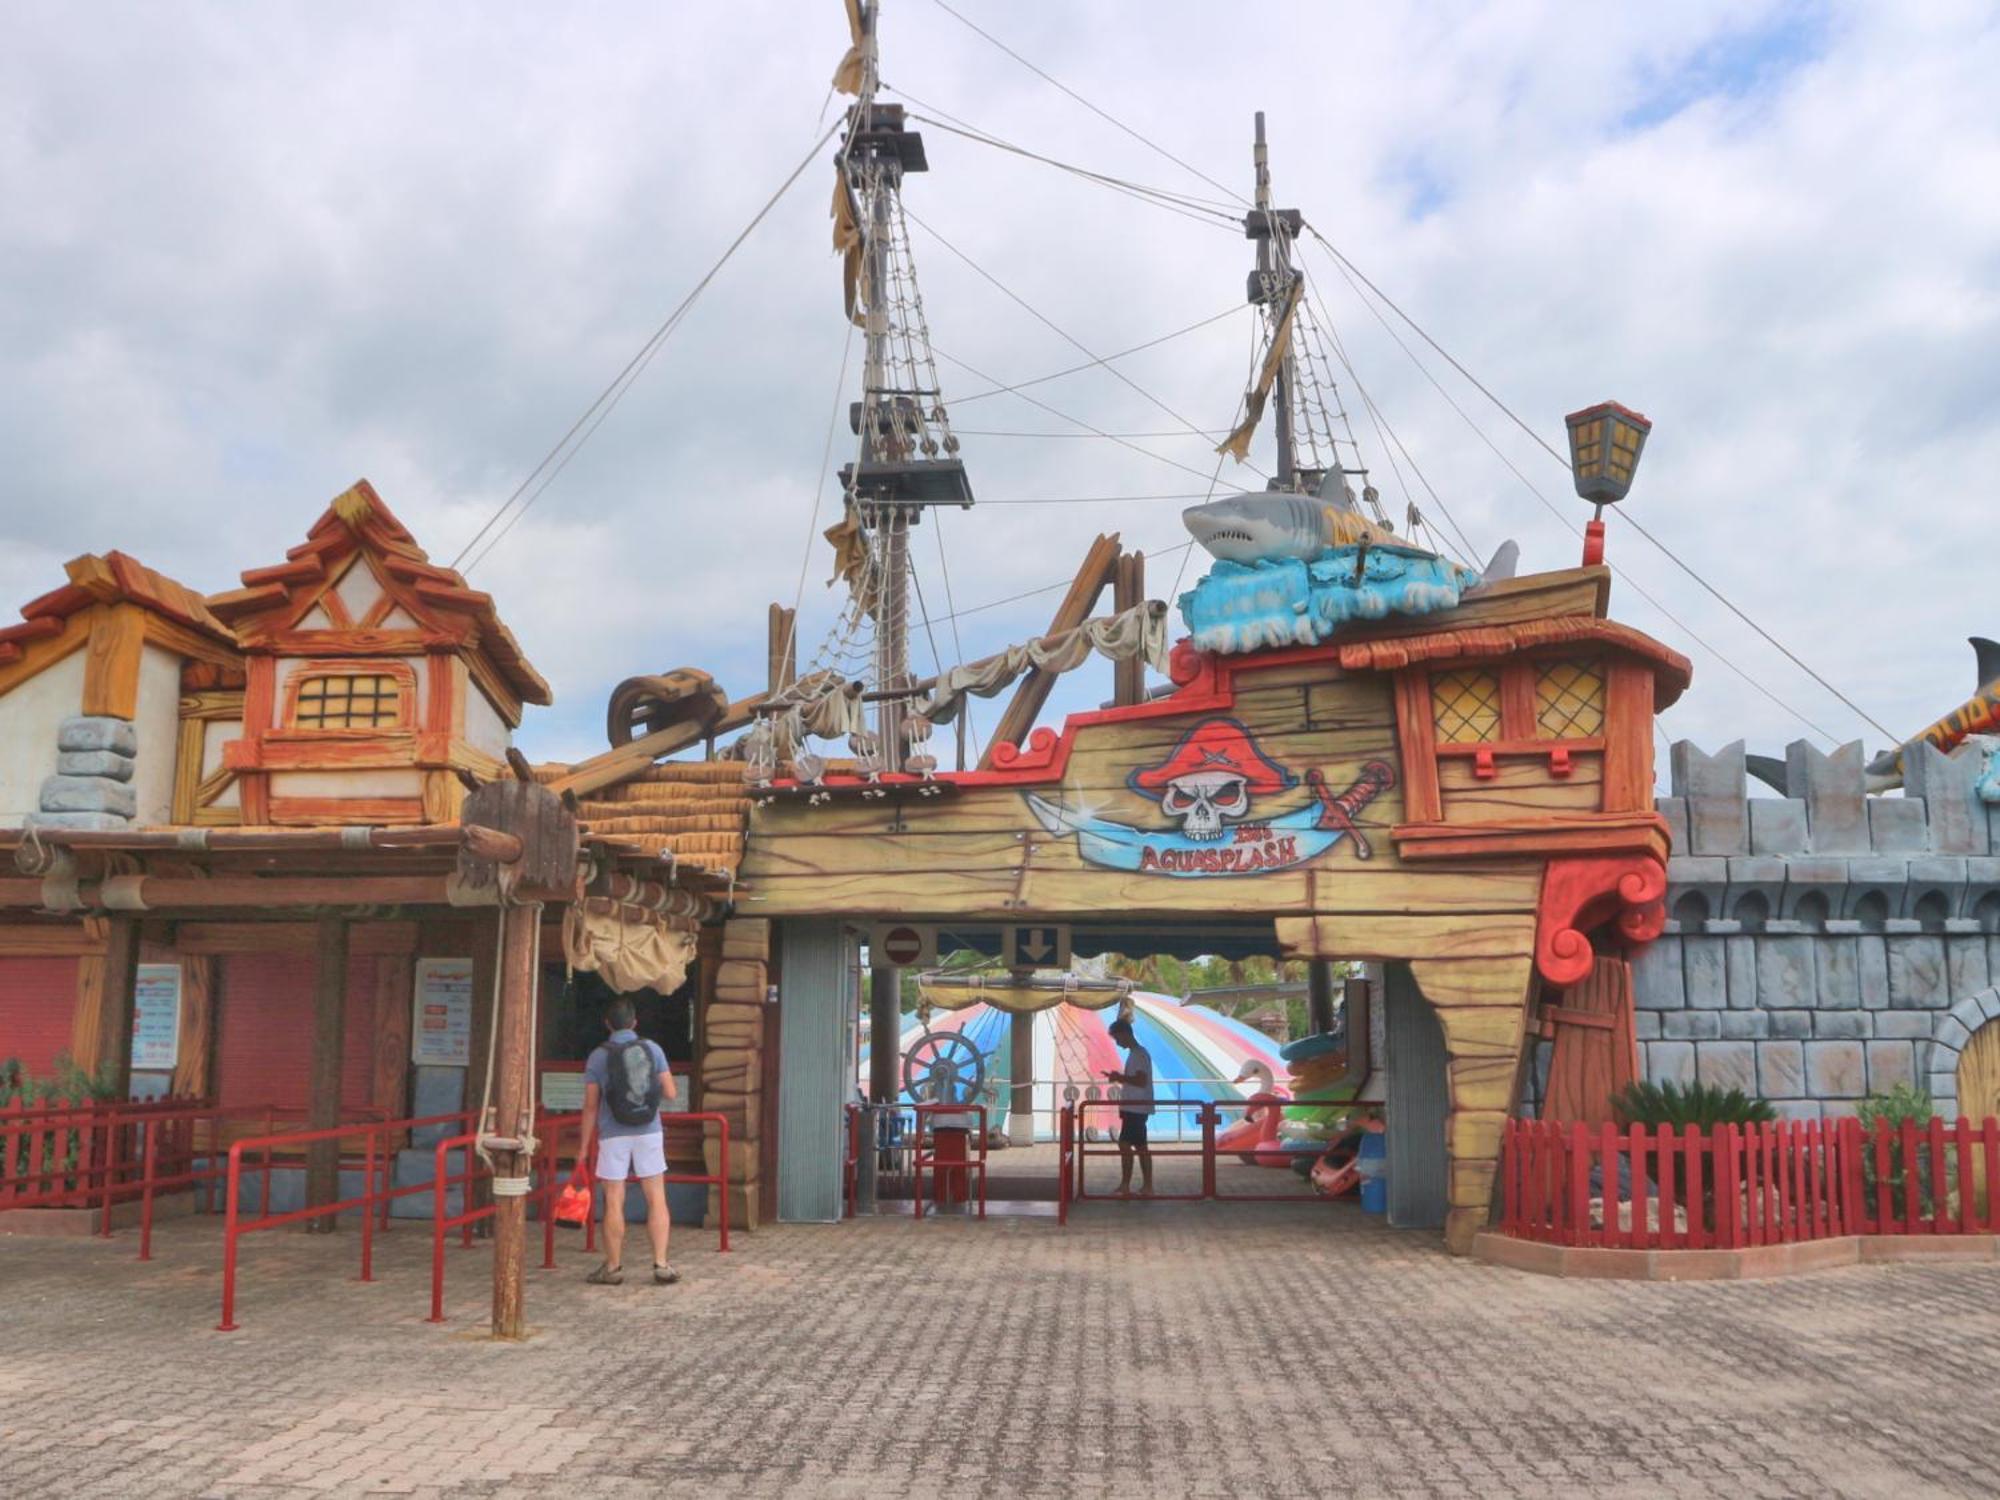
1129, 717, 1297, 841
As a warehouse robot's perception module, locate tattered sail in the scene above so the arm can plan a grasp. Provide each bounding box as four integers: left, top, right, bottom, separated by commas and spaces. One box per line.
1216, 279, 1303, 463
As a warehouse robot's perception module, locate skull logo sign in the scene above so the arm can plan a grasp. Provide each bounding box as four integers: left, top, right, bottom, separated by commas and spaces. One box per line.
1130, 717, 1295, 842
1159, 769, 1250, 840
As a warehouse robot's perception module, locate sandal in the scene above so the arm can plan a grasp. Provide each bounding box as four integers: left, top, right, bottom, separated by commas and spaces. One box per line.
652, 1264, 681, 1286
586, 1263, 624, 1285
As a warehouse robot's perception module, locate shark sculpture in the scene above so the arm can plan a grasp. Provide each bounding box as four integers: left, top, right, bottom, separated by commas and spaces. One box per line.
1182, 475, 1519, 584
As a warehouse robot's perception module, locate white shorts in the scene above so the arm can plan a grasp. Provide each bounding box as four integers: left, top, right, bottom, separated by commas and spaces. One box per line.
595, 1132, 666, 1182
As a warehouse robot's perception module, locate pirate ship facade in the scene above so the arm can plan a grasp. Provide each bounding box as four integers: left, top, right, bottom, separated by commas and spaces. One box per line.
0, 2, 1695, 1256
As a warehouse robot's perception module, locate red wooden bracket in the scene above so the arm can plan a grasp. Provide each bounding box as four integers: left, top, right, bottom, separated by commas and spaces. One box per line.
1535, 854, 1668, 986
1472, 746, 1496, 780
1548, 745, 1573, 778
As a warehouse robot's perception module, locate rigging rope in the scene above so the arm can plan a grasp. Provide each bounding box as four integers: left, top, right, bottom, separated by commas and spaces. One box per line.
1303, 224, 1899, 744
952, 304, 1246, 407
926, 0, 1890, 748
452, 118, 842, 575
902, 204, 1262, 479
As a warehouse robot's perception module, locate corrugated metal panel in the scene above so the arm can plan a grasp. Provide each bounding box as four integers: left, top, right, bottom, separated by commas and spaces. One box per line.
216, 953, 380, 1114
776, 921, 852, 1223
0, 957, 80, 1077
1384, 962, 1448, 1229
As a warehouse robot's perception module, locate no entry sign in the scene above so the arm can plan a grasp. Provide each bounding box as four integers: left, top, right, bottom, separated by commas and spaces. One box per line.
871, 923, 935, 968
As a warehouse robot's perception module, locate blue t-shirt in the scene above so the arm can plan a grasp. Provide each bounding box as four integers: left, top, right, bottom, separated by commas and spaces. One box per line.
585, 1029, 670, 1138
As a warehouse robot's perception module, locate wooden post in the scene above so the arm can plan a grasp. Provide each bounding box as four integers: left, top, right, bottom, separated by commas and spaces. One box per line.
1009, 1010, 1035, 1146
455, 767, 578, 1341
306, 916, 348, 1232
1112, 549, 1145, 708
981, 533, 1121, 765
768, 603, 798, 765
489, 899, 541, 1339
74, 915, 140, 1098
868, 967, 900, 1103
1307, 960, 1337, 1037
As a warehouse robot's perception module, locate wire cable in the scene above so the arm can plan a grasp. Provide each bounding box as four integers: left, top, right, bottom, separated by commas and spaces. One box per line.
1304, 221, 1899, 743
452, 119, 841, 574
902, 204, 1262, 478
952, 304, 1246, 407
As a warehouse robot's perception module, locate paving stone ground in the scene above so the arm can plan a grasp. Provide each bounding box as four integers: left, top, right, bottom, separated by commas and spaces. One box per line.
3, 1200, 1998, 1499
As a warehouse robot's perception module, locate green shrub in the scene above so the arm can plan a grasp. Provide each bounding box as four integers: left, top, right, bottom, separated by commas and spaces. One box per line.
1856, 1084, 1948, 1215
1612, 1079, 1778, 1130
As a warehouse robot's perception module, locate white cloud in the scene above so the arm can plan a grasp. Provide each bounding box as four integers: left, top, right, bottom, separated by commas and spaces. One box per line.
2, 0, 1996, 776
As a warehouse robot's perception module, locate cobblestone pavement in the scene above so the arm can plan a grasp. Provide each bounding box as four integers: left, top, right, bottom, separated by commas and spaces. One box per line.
4, 1202, 1998, 1499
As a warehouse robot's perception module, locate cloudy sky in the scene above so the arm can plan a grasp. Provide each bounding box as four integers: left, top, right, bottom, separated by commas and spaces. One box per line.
5, 1, 1997, 774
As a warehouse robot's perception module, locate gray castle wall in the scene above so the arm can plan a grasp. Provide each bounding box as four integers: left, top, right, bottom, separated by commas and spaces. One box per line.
1631, 736, 2000, 1119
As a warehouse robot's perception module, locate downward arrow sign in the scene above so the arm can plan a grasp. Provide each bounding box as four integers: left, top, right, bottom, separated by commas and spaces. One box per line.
1023, 934, 1052, 961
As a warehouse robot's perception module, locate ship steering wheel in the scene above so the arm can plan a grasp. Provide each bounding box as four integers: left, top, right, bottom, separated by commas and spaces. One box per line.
901, 1030, 987, 1108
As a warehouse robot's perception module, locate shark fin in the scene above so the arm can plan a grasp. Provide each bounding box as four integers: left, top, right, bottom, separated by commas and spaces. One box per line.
1480, 540, 1520, 584
1315, 468, 1359, 513
1745, 754, 1789, 794
1973, 636, 2000, 689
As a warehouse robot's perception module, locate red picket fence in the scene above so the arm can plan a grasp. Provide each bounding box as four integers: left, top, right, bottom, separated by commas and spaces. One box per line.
1, 1094, 211, 1215
1501, 1115, 2000, 1250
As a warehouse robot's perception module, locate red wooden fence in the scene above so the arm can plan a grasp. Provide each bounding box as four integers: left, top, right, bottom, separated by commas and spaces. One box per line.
1501, 1115, 2000, 1250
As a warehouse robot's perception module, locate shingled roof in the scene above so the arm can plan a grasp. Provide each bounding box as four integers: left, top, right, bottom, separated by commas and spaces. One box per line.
0, 551, 236, 667
536, 759, 750, 878
207, 479, 551, 709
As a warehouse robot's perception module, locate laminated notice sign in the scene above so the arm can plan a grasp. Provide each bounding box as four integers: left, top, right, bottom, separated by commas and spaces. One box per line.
130, 964, 182, 1071
412, 957, 474, 1067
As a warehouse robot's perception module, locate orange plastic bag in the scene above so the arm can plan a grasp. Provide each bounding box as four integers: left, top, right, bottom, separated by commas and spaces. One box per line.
555, 1170, 592, 1227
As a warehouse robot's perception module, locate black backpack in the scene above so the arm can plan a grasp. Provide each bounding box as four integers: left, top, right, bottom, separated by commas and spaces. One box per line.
603, 1038, 663, 1126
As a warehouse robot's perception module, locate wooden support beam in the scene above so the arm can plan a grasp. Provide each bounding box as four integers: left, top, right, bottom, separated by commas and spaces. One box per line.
306, 916, 348, 1232
169, 956, 217, 1100
980, 533, 1121, 767
1009, 1010, 1035, 1146
547, 695, 762, 800
1112, 549, 1145, 708
490, 899, 540, 1338
769, 603, 798, 763
73, 916, 140, 1096
0, 875, 475, 912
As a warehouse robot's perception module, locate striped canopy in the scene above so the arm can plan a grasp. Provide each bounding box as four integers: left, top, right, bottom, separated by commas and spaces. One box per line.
858, 990, 1287, 1141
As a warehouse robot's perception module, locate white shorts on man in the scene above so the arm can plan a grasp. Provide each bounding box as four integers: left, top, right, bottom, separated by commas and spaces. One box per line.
595, 1131, 667, 1182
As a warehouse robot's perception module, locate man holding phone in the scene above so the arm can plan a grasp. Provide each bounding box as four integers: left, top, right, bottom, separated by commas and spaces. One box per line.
1102, 1015, 1155, 1197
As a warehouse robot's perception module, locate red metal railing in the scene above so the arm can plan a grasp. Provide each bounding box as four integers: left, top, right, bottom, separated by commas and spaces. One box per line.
1500, 1115, 2000, 1250
425, 1112, 579, 1324
1066, 1098, 1344, 1206
911, 1104, 987, 1221
217, 1110, 474, 1331
425, 1109, 733, 1322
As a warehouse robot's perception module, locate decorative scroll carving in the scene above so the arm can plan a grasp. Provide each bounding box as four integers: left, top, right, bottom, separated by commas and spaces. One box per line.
1534, 855, 1667, 987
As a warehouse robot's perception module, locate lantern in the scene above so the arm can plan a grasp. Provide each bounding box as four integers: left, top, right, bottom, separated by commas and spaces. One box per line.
1565, 400, 1651, 565
1565, 401, 1651, 506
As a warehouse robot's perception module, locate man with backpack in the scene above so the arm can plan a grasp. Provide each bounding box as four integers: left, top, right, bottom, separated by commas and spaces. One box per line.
575, 997, 679, 1285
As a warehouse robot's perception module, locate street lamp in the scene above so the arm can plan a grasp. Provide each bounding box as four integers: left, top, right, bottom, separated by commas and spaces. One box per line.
1565, 400, 1651, 565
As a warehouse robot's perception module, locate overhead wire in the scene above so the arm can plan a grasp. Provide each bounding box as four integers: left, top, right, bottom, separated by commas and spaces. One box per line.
902, 203, 1264, 479
1303, 223, 1899, 744
927, 0, 1892, 748
952, 303, 1246, 407
454, 117, 841, 575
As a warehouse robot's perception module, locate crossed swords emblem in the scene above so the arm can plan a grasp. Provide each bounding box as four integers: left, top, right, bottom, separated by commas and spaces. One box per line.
1302, 759, 1397, 860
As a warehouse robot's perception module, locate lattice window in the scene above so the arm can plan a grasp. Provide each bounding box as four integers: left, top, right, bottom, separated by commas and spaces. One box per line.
292, 672, 405, 730
1535, 659, 1605, 739
1431, 669, 1501, 744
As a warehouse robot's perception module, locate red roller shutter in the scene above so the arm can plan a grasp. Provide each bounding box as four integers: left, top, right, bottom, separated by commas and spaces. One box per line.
215, 952, 385, 1115
0, 958, 80, 1080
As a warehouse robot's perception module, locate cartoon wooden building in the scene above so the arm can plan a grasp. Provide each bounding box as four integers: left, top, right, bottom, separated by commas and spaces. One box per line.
0, 483, 724, 1204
